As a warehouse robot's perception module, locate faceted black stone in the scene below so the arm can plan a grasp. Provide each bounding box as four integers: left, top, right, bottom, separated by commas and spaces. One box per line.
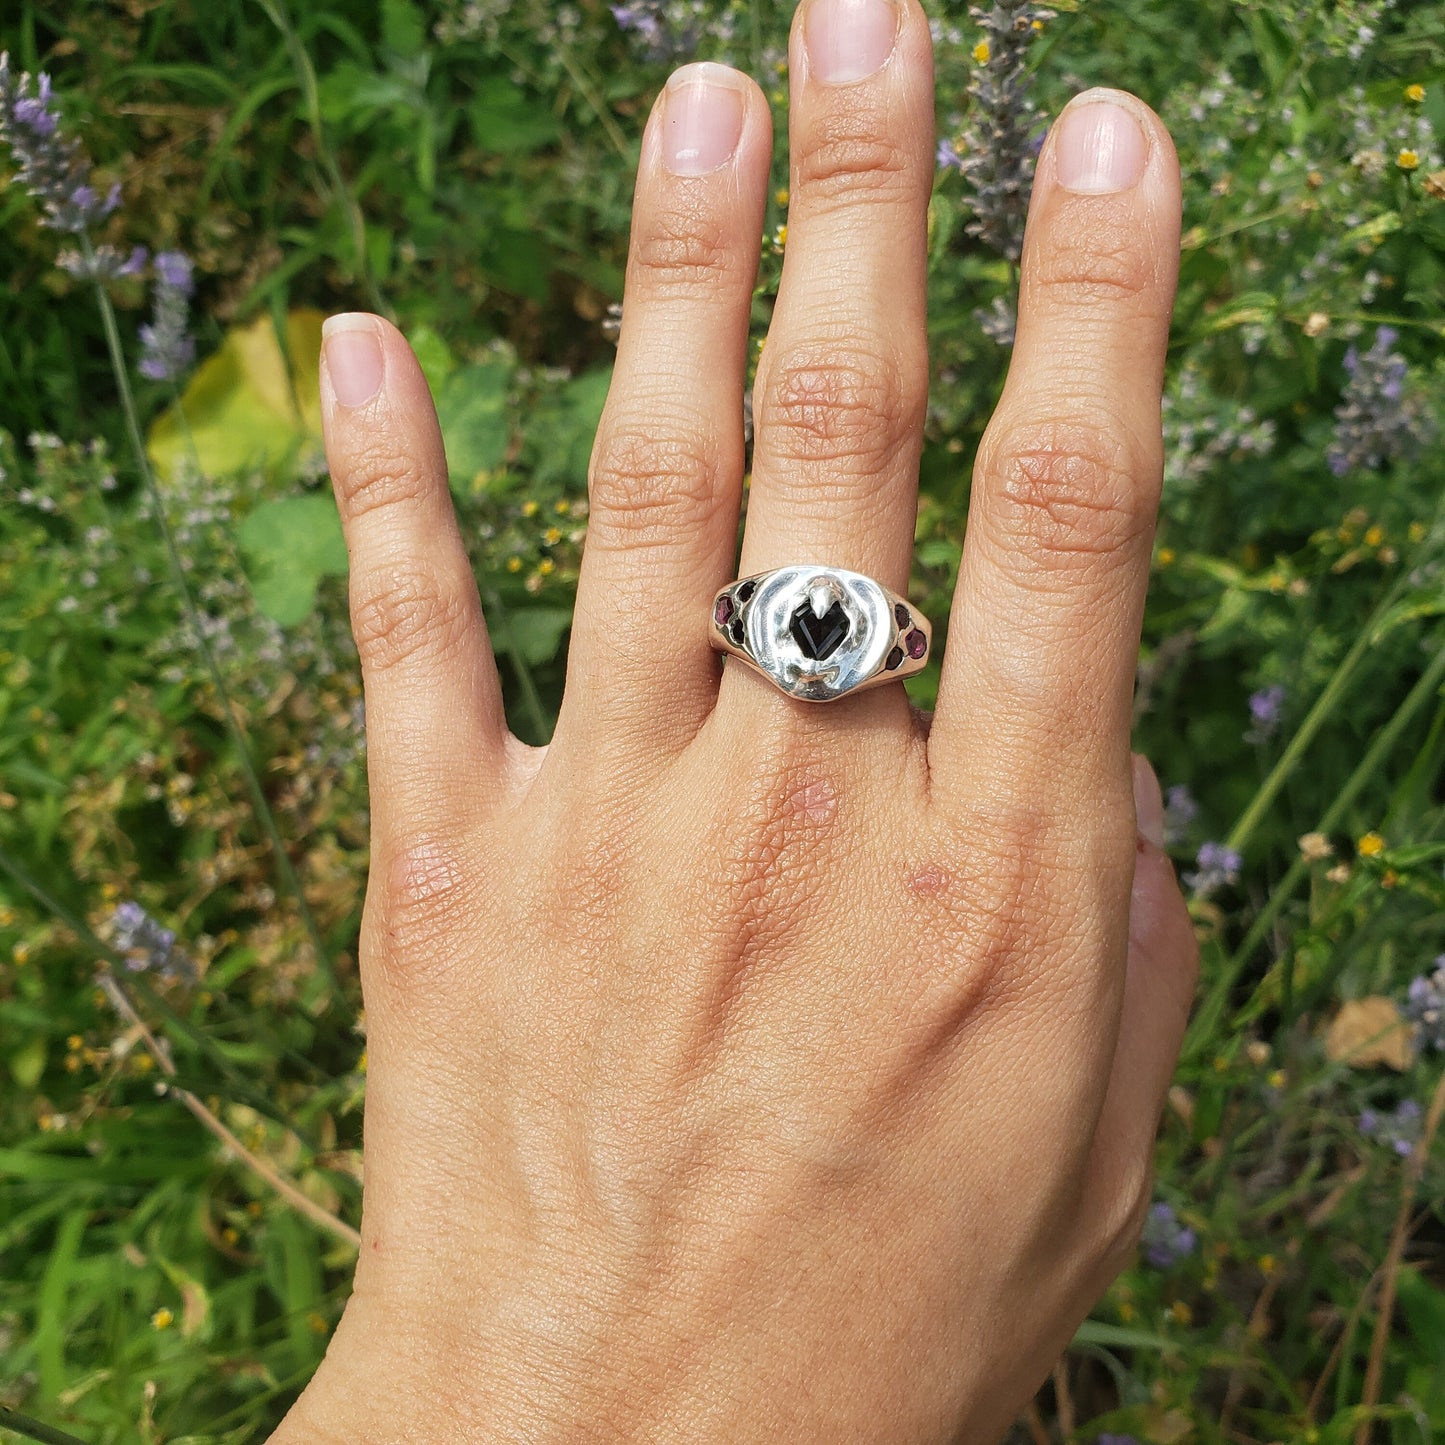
894, 602, 910, 629
886, 645, 905, 671
736, 579, 757, 602
790, 600, 849, 661
728, 617, 745, 646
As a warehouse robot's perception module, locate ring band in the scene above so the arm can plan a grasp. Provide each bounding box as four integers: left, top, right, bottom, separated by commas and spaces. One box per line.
710, 565, 932, 703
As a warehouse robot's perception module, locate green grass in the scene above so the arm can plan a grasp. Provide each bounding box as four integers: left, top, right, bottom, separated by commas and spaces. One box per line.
3, 0, 1445, 1440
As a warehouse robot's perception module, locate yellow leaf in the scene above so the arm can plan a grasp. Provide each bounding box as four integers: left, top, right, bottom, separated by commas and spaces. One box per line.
1324, 996, 1414, 1071
147, 309, 324, 481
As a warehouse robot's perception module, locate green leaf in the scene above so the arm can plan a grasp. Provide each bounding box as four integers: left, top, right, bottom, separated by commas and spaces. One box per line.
408, 324, 456, 395
503, 605, 573, 665
436, 361, 514, 488
1072, 1319, 1173, 1352
470, 76, 563, 154
381, 0, 426, 56
9, 1034, 45, 1090
147, 310, 324, 482
236, 494, 348, 625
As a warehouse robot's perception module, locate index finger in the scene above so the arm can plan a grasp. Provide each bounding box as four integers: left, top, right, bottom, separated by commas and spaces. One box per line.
927, 89, 1181, 816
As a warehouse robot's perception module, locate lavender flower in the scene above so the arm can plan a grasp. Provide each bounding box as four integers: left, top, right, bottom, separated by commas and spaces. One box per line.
1140, 1202, 1196, 1269
1327, 327, 1434, 477
610, 1, 726, 61
0, 53, 120, 234
1184, 840, 1241, 895
974, 294, 1017, 347
1246, 684, 1286, 742
1163, 785, 1198, 847
1358, 1099, 1423, 1158
1405, 959, 1445, 1052
139, 250, 197, 382
952, 2, 1054, 260
111, 900, 190, 980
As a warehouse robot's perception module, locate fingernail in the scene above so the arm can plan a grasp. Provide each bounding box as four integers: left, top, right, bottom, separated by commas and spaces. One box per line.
322, 314, 384, 408
804, 0, 900, 84
663, 63, 747, 176
1055, 91, 1148, 194
1132, 753, 1166, 850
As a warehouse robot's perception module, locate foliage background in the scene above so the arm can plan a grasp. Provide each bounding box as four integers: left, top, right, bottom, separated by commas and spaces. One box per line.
1, 0, 1444, 1441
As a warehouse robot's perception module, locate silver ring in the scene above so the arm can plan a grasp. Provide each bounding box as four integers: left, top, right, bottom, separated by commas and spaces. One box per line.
710, 565, 932, 703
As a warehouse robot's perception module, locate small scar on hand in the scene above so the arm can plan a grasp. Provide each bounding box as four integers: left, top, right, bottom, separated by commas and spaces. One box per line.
788, 776, 838, 828
908, 863, 951, 898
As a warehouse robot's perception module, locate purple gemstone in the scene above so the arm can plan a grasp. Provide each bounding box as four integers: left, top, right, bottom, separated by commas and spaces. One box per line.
736, 579, 756, 602
886, 645, 904, 671
714, 595, 735, 626
905, 628, 927, 660
894, 602, 910, 629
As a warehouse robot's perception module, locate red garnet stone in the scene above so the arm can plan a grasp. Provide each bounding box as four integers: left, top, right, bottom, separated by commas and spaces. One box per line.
905, 628, 927, 660
714, 595, 735, 626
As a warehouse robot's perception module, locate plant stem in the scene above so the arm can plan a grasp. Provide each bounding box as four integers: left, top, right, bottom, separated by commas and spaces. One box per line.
481, 584, 554, 743
1188, 639, 1445, 1052
0, 1407, 92, 1445
83, 241, 336, 1000
254, 0, 389, 318
99, 975, 362, 1250
557, 48, 631, 161
1224, 572, 1409, 857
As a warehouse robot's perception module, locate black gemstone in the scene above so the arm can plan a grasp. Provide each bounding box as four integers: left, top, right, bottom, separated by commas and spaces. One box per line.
790, 600, 850, 661
886, 645, 905, 671
894, 602, 910, 629
728, 617, 745, 646
736, 579, 757, 602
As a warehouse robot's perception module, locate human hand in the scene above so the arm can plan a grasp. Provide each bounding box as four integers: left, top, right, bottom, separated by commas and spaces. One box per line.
273, 1, 1192, 1440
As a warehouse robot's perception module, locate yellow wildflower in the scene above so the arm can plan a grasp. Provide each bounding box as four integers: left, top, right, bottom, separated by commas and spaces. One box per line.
521, 499, 539, 517
505, 556, 523, 574
537, 558, 555, 577
1398, 150, 1420, 171
774, 188, 790, 207
152, 1307, 174, 1330
1156, 546, 1176, 567
973, 40, 990, 63
1405, 84, 1425, 103
12, 941, 30, 965
553, 498, 570, 514
1169, 1301, 1193, 1325
1409, 521, 1428, 543
1267, 1069, 1287, 1090
1364, 524, 1385, 546
1357, 832, 1386, 857
543, 526, 563, 545
67, 1034, 83, 1051
1260, 1254, 1278, 1276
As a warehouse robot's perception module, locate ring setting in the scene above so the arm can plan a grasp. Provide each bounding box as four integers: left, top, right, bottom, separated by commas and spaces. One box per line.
710, 565, 931, 703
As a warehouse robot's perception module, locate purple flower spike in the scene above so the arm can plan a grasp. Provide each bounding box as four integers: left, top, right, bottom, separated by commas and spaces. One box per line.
1, 53, 121, 234
1327, 328, 1434, 477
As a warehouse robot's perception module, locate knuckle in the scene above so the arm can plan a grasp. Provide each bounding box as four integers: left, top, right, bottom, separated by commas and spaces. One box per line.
795, 112, 911, 204
332, 445, 430, 523
587, 422, 725, 550
760, 340, 918, 474
978, 417, 1157, 567
630, 201, 743, 296
372, 833, 478, 972
1030, 211, 1158, 305
350, 566, 473, 675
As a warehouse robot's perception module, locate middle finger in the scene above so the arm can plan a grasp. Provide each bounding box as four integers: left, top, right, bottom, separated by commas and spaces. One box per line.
736, 0, 935, 604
